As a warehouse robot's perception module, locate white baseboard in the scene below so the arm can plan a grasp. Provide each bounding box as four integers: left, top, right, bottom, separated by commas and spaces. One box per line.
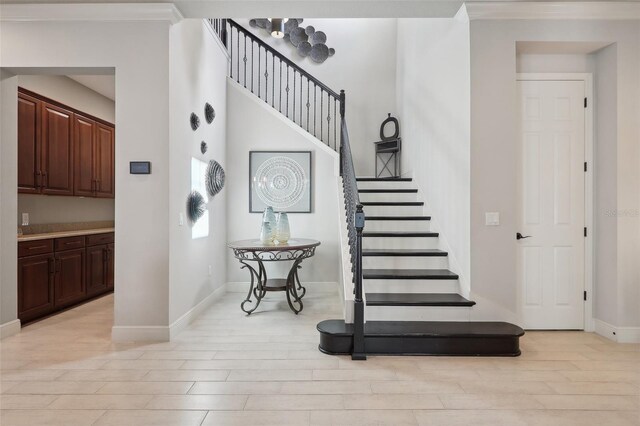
112, 285, 227, 342
594, 319, 640, 343
0, 319, 21, 339
226, 281, 338, 293
169, 284, 226, 339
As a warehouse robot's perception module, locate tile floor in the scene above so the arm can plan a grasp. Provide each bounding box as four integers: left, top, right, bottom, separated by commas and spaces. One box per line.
1, 290, 638, 425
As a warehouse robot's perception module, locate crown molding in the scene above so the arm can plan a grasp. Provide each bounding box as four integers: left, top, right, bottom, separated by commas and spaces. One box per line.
463, 1, 640, 20
0, 3, 183, 24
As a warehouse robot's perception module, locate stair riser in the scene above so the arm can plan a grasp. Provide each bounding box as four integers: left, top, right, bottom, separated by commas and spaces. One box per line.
363, 236, 438, 250
363, 279, 459, 294
363, 205, 424, 216
357, 181, 415, 190
363, 256, 448, 269
365, 306, 471, 322
359, 192, 419, 203
364, 220, 430, 232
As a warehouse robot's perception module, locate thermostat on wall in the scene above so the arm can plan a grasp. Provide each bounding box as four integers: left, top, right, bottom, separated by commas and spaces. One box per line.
130, 161, 152, 174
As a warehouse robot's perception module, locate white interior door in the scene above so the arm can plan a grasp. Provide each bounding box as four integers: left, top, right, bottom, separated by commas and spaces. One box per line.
517, 79, 585, 330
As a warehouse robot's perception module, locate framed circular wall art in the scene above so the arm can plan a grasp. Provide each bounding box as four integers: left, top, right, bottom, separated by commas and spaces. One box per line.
249, 151, 312, 213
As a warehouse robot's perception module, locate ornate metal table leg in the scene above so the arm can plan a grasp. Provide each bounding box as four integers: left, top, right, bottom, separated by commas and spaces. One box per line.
285, 258, 304, 314
240, 258, 266, 315
294, 263, 306, 299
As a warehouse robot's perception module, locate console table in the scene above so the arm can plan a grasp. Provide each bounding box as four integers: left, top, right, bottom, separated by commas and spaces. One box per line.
228, 239, 320, 315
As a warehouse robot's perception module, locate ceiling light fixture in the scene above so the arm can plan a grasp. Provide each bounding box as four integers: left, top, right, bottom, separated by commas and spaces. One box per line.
268, 18, 288, 38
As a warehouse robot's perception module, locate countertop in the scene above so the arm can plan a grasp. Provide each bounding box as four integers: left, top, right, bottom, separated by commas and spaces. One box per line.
18, 228, 114, 242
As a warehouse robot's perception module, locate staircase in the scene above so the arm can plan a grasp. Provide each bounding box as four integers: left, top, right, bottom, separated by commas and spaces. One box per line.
318, 177, 524, 356
210, 19, 523, 359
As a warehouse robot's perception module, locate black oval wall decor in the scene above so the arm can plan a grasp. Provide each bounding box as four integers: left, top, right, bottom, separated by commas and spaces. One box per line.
190, 113, 200, 131
200, 141, 208, 154
204, 103, 215, 124
187, 190, 206, 223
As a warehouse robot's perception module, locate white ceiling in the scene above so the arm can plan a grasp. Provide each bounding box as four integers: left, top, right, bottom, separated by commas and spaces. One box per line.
67, 74, 116, 101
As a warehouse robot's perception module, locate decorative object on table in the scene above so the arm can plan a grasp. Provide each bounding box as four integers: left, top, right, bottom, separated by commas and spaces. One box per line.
275, 212, 290, 243
190, 112, 200, 131
204, 103, 215, 124
205, 159, 225, 198
249, 18, 335, 63
262, 206, 277, 234
186, 190, 206, 223
374, 113, 402, 178
250, 151, 312, 213
259, 221, 274, 244
228, 238, 320, 314
200, 141, 208, 154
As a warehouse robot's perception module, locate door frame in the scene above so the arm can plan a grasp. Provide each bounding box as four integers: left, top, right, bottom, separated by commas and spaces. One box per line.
516, 73, 594, 332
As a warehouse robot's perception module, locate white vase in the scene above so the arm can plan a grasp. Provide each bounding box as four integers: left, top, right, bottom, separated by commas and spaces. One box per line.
262, 206, 277, 238
275, 212, 290, 243
260, 221, 274, 244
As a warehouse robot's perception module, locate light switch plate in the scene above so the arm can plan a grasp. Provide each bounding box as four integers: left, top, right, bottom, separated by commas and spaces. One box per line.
485, 212, 500, 226
21, 213, 29, 226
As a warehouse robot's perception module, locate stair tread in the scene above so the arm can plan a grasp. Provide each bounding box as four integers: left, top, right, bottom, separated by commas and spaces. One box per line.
366, 216, 431, 221
363, 268, 459, 279
362, 201, 424, 206
366, 293, 475, 307
363, 249, 447, 256
359, 189, 418, 193
317, 319, 524, 338
363, 231, 438, 237
357, 177, 412, 182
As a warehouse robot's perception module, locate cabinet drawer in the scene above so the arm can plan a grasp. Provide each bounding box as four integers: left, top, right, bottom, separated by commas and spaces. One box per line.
86, 232, 114, 246
18, 239, 54, 257
55, 236, 85, 252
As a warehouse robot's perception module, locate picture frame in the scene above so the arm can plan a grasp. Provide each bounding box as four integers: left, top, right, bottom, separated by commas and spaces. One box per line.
249, 151, 312, 213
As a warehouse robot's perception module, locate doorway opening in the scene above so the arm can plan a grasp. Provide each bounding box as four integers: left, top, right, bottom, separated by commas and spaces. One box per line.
6, 68, 116, 336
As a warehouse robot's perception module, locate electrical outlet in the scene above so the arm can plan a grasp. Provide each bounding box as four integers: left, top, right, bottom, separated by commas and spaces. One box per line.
21, 213, 29, 226
208, 265, 212, 276
179, 213, 184, 226
485, 212, 500, 226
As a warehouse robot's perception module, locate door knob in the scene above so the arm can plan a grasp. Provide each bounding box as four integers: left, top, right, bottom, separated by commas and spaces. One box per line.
516, 232, 532, 240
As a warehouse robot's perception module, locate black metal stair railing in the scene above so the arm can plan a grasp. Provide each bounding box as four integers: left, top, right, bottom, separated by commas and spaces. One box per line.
209, 18, 365, 360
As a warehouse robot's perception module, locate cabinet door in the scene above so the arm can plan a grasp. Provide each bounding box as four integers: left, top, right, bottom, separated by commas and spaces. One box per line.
95, 123, 115, 198
86, 245, 107, 296
106, 243, 114, 290
41, 103, 74, 196
73, 114, 95, 196
18, 93, 41, 194
54, 248, 85, 308
18, 254, 55, 322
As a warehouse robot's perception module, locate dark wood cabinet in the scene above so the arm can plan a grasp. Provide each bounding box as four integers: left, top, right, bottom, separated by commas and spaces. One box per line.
54, 248, 85, 308
107, 243, 114, 290
95, 123, 115, 198
86, 244, 107, 296
41, 102, 74, 196
73, 114, 96, 197
17, 93, 42, 194
17, 88, 115, 198
18, 253, 55, 323
18, 232, 114, 324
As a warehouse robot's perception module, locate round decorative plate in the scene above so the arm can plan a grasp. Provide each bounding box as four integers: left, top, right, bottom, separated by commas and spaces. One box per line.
254, 156, 307, 209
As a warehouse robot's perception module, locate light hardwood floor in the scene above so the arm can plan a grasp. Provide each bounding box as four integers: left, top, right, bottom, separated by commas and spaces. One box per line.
1, 289, 639, 425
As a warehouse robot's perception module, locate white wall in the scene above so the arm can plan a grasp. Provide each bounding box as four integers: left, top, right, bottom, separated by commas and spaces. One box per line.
395, 18, 471, 297
226, 79, 341, 286
18, 74, 115, 123
240, 19, 398, 176
168, 20, 228, 324
1, 20, 172, 335
0, 70, 19, 325
18, 194, 115, 225
469, 19, 640, 327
